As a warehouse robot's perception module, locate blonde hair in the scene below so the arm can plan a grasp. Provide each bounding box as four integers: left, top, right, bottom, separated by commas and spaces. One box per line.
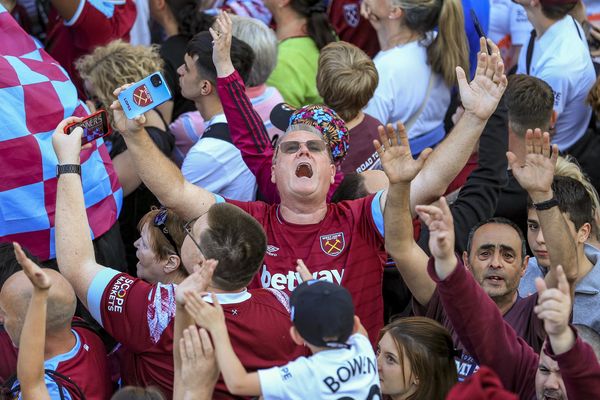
317, 41, 379, 121
75, 40, 164, 127
392, 0, 469, 87
555, 155, 600, 240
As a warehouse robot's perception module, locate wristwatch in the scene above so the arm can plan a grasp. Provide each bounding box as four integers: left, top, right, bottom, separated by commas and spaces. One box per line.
533, 197, 559, 211
56, 164, 81, 178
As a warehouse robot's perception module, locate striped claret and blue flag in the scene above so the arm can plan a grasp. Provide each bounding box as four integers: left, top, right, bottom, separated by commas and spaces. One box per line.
0, 5, 122, 260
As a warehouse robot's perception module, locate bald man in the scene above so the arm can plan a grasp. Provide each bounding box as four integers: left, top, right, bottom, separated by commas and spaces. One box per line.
0, 267, 112, 399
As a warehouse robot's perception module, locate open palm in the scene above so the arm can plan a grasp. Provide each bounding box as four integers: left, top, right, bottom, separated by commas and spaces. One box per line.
458, 37, 507, 121
375, 123, 431, 185
508, 129, 558, 194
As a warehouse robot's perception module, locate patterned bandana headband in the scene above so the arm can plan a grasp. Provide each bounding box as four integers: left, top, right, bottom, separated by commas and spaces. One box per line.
287, 105, 349, 163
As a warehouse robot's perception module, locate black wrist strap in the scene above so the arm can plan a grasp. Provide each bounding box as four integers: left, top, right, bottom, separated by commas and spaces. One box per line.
533, 197, 559, 211
56, 164, 81, 177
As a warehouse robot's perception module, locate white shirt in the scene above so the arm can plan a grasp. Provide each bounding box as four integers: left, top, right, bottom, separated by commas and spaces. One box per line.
258, 334, 381, 400
516, 16, 595, 150
364, 36, 450, 140
129, 0, 151, 46
181, 114, 257, 201
489, 0, 532, 53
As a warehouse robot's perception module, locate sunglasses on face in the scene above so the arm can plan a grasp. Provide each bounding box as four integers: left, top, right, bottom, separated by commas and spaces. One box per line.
277, 140, 328, 155
153, 208, 180, 257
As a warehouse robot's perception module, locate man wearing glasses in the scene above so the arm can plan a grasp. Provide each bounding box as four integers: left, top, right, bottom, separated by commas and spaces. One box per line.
52, 117, 305, 398
106, 12, 508, 346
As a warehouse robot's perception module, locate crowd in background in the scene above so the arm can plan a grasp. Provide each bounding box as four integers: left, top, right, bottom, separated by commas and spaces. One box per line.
2, 0, 600, 399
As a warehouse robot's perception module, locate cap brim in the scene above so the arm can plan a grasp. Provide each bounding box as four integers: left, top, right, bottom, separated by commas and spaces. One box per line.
270, 103, 297, 132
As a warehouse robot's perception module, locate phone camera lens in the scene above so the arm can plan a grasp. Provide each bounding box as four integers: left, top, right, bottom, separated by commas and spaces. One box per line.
150, 74, 162, 87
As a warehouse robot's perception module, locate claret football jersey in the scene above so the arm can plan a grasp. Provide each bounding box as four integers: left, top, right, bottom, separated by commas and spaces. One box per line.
222, 191, 388, 346
87, 268, 303, 399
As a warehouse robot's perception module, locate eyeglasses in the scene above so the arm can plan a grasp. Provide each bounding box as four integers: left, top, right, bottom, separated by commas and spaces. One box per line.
183, 217, 205, 257
278, 140, 328, 155
153, 208, 180, 257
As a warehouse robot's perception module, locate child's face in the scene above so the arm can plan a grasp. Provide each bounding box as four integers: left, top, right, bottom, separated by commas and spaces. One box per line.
376, 332, 416, 397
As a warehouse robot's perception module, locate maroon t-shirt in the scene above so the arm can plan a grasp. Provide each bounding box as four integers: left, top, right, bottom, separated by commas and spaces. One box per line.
340, 113, 383, 175
328, 0, 380, 58
227, 193, 387, 346
414, 285, 545, 381
0, 325, 17, 384
90, 270, 303, 399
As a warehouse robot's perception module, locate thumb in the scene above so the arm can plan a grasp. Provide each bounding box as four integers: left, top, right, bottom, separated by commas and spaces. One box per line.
211, 293, 222, 312
535, 276, 548, 296
506, 151, 518, 168
456, 66, 469, 96
417, 147, 433, 165
555, 265, 570, 296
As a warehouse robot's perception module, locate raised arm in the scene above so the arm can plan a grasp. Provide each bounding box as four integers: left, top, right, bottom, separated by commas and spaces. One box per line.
534, 265, 600, 398
410, 38, 508, 210
508, 129, 578, 288
185, 291, 261, 397
110, 89, 214, 221
53, 118, 106, 307
422, 200, 538, 398
378, 123, 435, 305
173, 260, 218, 400
14, 243, 51, 400
421, 90, 509, 254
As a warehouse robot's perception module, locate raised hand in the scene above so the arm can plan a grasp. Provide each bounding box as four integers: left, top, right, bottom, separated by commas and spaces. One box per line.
180, 326, 220, 396
295, 259, 313, 283
109, 84, 147, 136
175, 259, 218, 305
458, 37, 508, 122
14, 243, 51, 291
534, 265, 573, 351
184, 292, 225, 332
51, 117, 85, 165
374, 123, 432, 185
415, 197, 455, 264
507, 129, 558, 201
210, 12, 235, 77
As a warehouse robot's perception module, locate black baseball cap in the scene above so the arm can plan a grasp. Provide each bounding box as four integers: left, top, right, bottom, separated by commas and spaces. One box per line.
290, 280, 355, 349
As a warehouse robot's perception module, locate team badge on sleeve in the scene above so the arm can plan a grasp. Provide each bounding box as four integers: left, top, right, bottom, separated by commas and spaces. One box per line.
320, 232, 345, 257
343, 3, 360, 28
133, 85, 153, 107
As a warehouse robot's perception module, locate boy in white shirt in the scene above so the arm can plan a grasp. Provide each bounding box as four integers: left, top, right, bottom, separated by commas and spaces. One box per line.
183, 279, 381, 399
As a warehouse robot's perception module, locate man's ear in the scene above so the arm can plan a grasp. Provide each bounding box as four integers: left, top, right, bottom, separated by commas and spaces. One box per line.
462, 251, 471, 271
578, 222, 592, 244
271, 162, 277, 184
389, 6, 403, 20
200, 80, 213, 96
330, 163, 336, 184
155, 0, 167, 11
163, 254, 181, 274
290, 326, 304, 346
520, 255, 530, 277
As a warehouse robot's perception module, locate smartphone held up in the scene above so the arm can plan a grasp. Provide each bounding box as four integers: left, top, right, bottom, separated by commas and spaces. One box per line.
117, 72, 172, 119
63, 110, 112, 145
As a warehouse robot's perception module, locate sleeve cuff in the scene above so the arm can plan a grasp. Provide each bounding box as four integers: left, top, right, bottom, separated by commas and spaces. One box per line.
427, 254, 464, 283
371, 190, 385, 237
217, 70, 242, 86
64, 0, 86, 26
87, 267, 121, 327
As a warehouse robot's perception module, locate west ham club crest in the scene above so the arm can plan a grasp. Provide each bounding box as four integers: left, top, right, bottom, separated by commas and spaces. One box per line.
133, 84, 154, 107
320, 232, 345, 256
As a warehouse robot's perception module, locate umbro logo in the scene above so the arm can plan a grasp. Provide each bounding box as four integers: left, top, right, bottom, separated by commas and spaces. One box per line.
266, 245, 280, 256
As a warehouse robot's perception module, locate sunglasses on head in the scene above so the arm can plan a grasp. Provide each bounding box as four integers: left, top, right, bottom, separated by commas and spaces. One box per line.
153, 208, 180, 257
278, 140, 328, 154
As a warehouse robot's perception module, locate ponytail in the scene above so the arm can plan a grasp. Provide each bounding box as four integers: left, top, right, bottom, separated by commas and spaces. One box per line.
171, 0, 215, 38
427, 0, 469, 86
291, 0, 337, 50
397, 0, 469, 87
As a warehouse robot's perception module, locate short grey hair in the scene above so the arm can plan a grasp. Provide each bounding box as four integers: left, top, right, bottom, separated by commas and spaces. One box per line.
230, 15, 278, 87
